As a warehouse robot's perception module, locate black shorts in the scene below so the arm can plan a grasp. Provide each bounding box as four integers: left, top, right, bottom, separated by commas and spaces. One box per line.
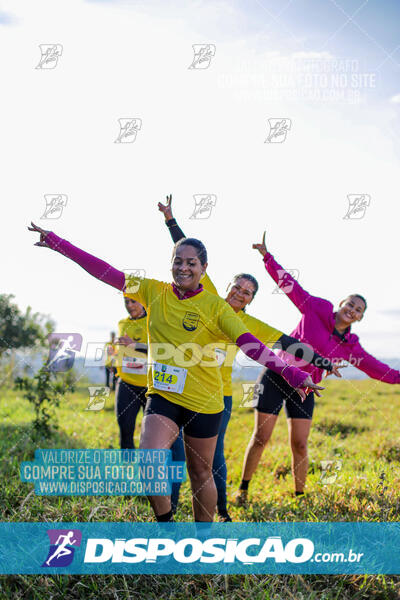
256, 368, 314, 420
144, 394, 223, 438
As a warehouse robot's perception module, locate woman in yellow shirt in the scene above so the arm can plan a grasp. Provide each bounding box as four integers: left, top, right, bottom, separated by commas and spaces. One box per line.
29, 221, 323, 523
114, 296, 148, 449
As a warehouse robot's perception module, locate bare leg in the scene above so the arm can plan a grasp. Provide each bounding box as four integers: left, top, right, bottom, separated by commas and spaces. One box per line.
184, 433, 218, 522
287, 418, 312, 493
241, 411, 279, 481
139, 413, 179, 517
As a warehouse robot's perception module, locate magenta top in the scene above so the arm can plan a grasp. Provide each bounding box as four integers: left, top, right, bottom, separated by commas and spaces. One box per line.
263, 252, 400, 385
43, 231, 309, 390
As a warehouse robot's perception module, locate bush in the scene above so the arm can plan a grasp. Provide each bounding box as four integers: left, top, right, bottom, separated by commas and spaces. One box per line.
14, 367, 76, 436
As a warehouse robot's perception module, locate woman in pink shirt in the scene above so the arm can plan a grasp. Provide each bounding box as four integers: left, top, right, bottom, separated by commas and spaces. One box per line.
237, 233, 400, 504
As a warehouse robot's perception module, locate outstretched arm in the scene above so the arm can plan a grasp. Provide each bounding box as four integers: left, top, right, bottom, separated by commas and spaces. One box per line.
158, 195, 219, 295
217, 306, 324, 400
235, 332, 324, 400
275, 333, 343, 377
253, 231, 312, 314
28, 223, 125, 291
244, 310, 343, 377
351, 341, 400, 384
158, 194, 186, 243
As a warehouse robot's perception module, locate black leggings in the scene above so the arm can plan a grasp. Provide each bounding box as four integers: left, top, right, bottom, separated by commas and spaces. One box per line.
105, 367, 117, 390
144, 394, 223, 438
256, 368, 315, 420
115, 379, 147, 448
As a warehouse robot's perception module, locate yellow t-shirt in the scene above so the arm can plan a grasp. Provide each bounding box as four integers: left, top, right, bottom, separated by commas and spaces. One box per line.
201, 273, 283, 396
104, 342, 116, 367
124, 275, 249, 413
115, 316, 148, 387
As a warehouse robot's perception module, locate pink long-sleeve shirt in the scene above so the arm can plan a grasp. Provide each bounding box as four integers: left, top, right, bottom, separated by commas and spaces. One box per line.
263, 252, 400, 385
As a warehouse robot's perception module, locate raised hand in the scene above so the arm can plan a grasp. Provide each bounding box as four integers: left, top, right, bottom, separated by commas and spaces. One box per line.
27, 222, 52, 248
157, 194, 173, 221
252, 231, 267, 257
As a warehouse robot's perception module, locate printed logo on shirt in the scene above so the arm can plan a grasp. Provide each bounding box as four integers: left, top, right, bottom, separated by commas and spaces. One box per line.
182, 312, 200, 331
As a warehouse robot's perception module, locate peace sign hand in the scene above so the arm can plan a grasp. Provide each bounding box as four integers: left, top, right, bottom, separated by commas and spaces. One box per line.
158, 194, 173, 221
27, 222, 52, 249
252, 231, 268, 257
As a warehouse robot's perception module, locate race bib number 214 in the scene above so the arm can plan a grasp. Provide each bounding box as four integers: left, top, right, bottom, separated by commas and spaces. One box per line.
152, 362, 187, 394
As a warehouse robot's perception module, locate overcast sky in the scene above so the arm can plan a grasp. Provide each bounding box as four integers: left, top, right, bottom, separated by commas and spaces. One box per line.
2, 0, 400, 359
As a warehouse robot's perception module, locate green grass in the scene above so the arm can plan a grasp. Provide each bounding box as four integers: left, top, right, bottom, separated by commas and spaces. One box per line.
1, 378, 400, 598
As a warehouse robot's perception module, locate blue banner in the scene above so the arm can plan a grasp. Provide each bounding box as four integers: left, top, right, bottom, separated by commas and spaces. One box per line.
0, 522, 399, 574
20, 449, 185, 496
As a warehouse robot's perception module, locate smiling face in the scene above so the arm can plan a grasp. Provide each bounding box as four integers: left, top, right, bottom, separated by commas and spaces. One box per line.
124, 297, 145, 318
337, 295, 366, 326
225, 277, 256, 312
172, 244, 207, 291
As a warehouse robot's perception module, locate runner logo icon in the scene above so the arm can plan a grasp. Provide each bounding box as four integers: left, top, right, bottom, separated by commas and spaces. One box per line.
42, 529, 82, 567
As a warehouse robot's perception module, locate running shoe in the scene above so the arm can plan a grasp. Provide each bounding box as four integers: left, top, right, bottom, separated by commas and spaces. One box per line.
217, 510, 232, 522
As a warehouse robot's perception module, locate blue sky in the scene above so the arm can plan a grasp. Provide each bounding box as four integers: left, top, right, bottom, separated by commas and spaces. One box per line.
81, 0, 400, 99
4, 0, 400, 98
2, 0, 400, 359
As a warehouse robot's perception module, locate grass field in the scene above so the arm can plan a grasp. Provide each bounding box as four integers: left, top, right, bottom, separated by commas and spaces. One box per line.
1, 377, 400, 599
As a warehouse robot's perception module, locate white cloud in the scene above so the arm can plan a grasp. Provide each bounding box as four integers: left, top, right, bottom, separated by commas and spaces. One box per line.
2, 0, 400, 358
